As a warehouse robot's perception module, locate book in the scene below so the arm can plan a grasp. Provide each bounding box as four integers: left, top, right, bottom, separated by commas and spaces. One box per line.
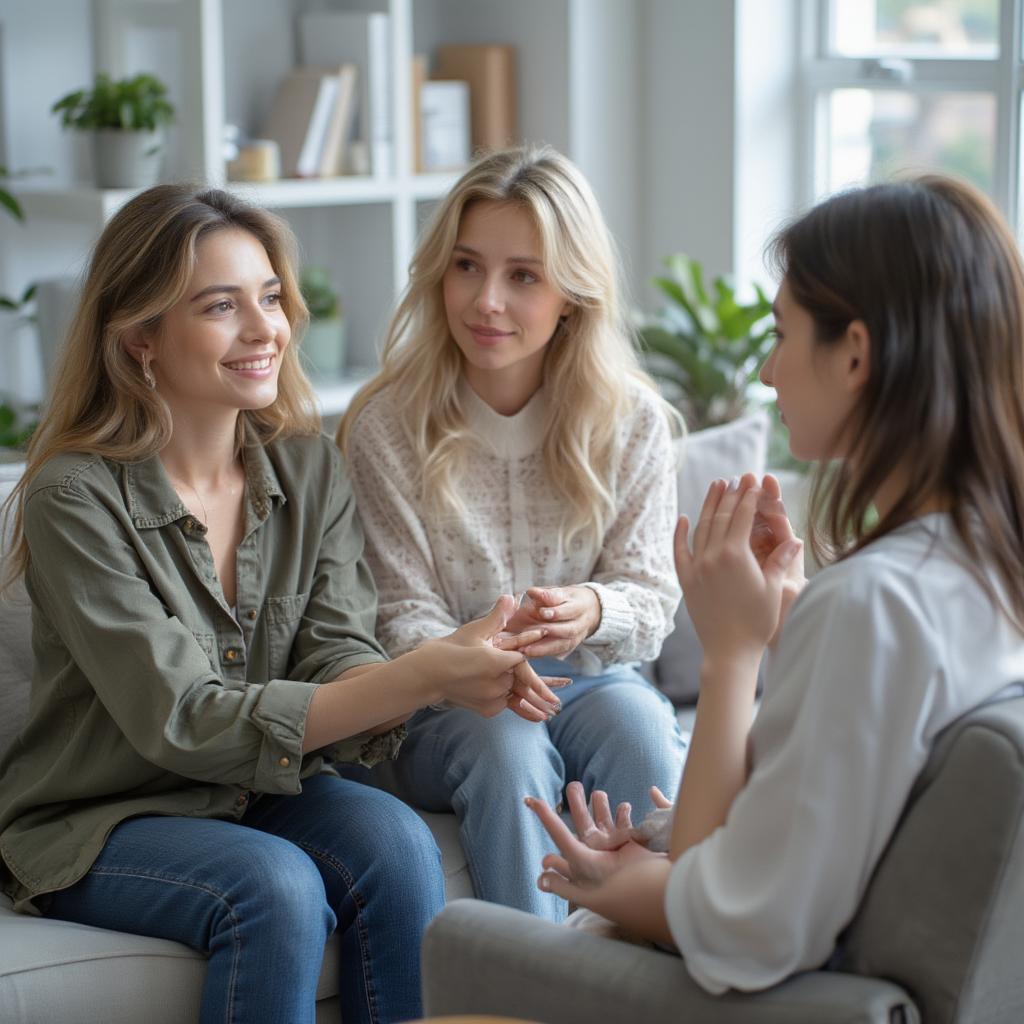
434, 44, 517, 153
319, 63, 359, 177
261, 68, 339, 179
411, 54, 428, 173
299, 11, 392, 177
420, 80, 471, 172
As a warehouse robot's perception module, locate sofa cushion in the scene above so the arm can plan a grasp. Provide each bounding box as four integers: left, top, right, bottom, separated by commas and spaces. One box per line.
655, 413, 769, 704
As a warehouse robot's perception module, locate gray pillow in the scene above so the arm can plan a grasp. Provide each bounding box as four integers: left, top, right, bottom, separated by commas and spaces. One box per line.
653, 412, 769, 705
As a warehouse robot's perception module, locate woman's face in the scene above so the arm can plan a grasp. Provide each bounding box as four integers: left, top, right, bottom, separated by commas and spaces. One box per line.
442, 200, 572, 392
149, 227, 291, 420
760, 279, 860, 462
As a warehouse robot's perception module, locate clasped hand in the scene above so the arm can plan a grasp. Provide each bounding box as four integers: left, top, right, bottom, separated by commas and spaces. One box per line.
492, 584, 602, 659
424, 594, 569, 722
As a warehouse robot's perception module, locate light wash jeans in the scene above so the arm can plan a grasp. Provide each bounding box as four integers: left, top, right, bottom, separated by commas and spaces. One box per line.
345, 658, 687, 922
42, 773, 445, 1024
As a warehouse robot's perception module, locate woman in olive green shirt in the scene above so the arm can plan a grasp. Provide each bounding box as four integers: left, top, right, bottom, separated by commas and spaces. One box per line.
0, 184, 564, 1024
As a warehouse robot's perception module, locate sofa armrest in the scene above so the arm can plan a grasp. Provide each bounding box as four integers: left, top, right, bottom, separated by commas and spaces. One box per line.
422, 899, 918, 1024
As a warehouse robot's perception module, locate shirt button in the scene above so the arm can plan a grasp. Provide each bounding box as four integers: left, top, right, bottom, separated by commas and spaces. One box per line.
223, 648, 239, 662
278, 756, 290, 768
246, 609, 258, 621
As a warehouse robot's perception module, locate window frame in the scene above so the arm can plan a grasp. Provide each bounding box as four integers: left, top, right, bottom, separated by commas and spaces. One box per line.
798, 0, 1024, 231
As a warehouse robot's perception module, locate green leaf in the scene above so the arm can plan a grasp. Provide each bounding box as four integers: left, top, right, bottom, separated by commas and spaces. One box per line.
0, 188, 24, 222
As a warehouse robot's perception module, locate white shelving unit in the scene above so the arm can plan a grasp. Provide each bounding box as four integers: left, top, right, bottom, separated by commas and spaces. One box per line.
1, 0, 642, 414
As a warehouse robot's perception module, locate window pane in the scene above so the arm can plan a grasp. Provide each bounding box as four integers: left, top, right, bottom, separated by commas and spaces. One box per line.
825, 89, 996, 195
831, 0, 998, 58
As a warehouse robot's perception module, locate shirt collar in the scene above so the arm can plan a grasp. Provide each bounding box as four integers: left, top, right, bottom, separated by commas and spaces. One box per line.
124, 430, 286, 531
457, 378, 548, 459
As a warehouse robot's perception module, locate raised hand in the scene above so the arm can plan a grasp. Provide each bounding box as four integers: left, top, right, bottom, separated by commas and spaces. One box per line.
675, 474, 802, 664
524, 790, 661, 895
566, 781, 635, 851
494, 585, 601, 659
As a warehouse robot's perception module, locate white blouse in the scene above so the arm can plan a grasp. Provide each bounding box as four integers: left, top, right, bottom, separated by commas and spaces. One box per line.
666, 514, 1024, 993
345, 379, 681, 673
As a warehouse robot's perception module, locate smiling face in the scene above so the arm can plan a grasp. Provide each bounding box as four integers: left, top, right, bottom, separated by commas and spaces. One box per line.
148, 227, 291, 422
760, 279, 864, 462
442, 200, 572, 403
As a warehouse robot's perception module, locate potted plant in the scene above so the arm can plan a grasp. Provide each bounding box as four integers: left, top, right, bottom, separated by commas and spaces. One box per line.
51, 72, 175, 189
299, 266, 346, 379
0, 171, 38, 460
637, 253, 808, 490
637, 254, 775, 430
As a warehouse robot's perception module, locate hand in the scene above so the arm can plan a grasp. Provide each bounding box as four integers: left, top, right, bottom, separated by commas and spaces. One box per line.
525, 792, 662, 895
421, 597, 569, 722
750, 474, 807, 650
675, 474, 802, 665
566, 781, 635, 851
494, 585, 601, 659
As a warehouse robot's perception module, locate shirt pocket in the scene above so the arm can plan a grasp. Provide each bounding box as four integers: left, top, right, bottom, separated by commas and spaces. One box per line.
264, 593, 309, 678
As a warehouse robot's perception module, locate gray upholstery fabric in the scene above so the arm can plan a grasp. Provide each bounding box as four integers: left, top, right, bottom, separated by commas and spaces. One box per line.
836, 698, 1024, 1024
0, 459, 472, 1021
424, 698, 1024, 1024
423, 899, 918, 1024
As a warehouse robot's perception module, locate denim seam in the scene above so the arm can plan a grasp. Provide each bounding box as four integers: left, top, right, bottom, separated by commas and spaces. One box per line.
293, 842, 379, 1024
86, 866, 242, 1024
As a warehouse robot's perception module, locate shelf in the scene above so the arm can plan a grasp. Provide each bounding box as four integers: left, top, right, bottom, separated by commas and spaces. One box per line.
13, 171, 465, 225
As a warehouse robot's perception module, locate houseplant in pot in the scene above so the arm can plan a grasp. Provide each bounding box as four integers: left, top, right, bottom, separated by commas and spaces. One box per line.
299, 266, 345, 380
51, 72, 175, 189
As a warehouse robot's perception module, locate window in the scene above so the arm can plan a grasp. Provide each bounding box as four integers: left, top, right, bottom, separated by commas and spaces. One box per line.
801, 0, 1020, 229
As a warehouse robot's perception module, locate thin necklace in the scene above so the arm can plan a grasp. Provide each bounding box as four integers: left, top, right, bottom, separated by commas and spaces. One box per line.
172, 478, 210, 527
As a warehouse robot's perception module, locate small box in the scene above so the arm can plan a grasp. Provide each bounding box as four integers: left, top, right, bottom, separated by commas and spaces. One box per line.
420, 80, 471, 171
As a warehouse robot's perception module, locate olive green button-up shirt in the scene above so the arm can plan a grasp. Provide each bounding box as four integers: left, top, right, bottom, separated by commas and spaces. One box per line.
0, 432, 398, 913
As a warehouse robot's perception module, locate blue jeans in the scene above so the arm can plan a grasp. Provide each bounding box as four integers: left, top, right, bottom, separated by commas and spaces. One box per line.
344, 658, 687, 922
42, 773, 444, 1024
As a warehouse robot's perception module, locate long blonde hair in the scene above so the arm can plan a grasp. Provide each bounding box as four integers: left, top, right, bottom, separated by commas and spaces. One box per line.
339, 144, 676, 547
3, 183, 319, 585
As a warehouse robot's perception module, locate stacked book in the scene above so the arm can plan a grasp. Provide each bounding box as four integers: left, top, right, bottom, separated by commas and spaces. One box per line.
261, 64, 360, 179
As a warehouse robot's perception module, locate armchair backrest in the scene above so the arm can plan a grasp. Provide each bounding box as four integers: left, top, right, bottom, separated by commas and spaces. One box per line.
836, 695, 1024, 1023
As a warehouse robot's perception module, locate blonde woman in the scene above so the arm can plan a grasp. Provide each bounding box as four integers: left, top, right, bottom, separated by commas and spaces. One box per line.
0, 184, 555, 1024
339, 145, 688, 921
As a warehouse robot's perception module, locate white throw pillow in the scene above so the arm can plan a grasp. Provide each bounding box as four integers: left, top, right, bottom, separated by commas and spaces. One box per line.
653, 411, 770, 705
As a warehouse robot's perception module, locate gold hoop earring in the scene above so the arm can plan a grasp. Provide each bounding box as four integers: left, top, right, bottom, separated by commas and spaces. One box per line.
141, 353, 156, 390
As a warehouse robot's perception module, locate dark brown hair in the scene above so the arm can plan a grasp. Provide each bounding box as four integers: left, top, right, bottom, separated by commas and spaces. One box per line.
769, 175, 1024, 628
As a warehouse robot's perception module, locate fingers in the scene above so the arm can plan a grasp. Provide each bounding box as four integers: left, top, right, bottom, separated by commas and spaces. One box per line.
537, 868, 583, 902
650, 785, 673, 809
724, 484, 760, 546
526, 586, 568, 608
708, 473, 758, 547
464, 594, 516, 642
590, 789, 615, 832
763, 537, 803, 587
674, 516, 694, 588
691, 478, 726, 557
492, 626, 547, 650
541, 852, 572, 877
524, 795, 586, 859
614, 800, 634, 832
514, 660, 564, 706
567, 780, 598, 838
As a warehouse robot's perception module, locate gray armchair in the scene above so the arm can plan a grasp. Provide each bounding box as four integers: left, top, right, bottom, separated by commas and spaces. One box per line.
423, 695, 1024, 1024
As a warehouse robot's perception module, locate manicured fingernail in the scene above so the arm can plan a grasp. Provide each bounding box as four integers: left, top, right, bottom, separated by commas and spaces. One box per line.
727, 476, 740, 491
541, 608, 555, 619
539, 876, 550, 891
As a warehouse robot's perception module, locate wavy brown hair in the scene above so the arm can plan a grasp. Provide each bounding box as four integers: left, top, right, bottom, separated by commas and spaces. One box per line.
769, 175, 1024, 627
2, 183, 319, 587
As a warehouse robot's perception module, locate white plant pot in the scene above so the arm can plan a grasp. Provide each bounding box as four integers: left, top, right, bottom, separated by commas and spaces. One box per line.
93, 128, 164, 189
301, 318, 346, 380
